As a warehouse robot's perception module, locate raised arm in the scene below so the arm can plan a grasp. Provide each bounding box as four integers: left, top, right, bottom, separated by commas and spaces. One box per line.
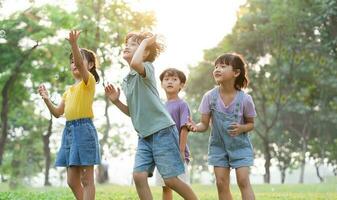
130, 35, 156, 77
67, 30, 90, 84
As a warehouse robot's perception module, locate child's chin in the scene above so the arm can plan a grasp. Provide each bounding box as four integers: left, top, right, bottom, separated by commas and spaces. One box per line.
72, 71, 80, 77
122, 55, 131, 61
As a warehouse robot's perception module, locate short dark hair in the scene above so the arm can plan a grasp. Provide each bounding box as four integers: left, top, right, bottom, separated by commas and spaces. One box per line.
214, 53, 249, 90
125, 31, 164, 62
69, 48, 100, 83
159, 68, 186, 84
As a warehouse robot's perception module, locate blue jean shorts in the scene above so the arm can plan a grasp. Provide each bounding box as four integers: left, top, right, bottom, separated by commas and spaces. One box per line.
55, 118, 101, 167
133, 125, 185, 179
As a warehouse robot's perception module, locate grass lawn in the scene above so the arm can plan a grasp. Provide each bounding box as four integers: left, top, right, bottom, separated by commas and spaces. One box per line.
0, 183, 336, 199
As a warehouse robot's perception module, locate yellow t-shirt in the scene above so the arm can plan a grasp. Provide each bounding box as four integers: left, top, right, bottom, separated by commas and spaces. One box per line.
62, 73, 96, 121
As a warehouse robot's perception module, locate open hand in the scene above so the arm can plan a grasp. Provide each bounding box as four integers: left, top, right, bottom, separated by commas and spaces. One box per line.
66, 30, 81, 45
104, 83, 120, 103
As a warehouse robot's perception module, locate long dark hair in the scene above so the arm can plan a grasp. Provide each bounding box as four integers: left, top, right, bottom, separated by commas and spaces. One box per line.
69, 48, 100, 83
214, 53, 249, 90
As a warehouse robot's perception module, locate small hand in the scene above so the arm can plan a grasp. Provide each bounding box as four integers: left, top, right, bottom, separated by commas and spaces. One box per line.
66, 30, 81, 45
186, 116, 197, 132
104, 83, 120, 103
37, 84, 49, 100
228, 123, 243, 136
142, 34, 156, 47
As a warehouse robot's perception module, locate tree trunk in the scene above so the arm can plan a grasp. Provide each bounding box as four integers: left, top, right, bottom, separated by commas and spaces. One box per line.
42, 114, 53, 186
0, 43, 38, 165
1, 174, 5, 182
280, 168, 286, 184
299, 140, 307, 183
0, 80, 10, 166
314, 162, 324, 183
263, 140, 271, 183
96, 70, 110, 184
9, 144, 21, 189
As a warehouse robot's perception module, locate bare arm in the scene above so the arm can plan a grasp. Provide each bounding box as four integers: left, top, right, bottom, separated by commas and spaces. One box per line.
130, 35, 156, 77
179, 126, 189, 158
43, 99, 65, 118
67, 30, 90, 84
38, 84, 64, 118
112, 99, 130, 116
187, 113, 211, 132
104, 83, 129, 116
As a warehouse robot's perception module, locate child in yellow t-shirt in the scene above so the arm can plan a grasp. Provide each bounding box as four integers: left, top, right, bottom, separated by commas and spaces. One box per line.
38, 30, 100, 200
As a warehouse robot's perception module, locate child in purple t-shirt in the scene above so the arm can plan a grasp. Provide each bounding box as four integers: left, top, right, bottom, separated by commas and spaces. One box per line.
155, 68, 191, 200
187, 53, 256, 200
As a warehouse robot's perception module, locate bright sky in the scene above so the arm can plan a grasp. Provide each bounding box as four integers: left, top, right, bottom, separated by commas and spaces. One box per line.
129, 0, 246, 73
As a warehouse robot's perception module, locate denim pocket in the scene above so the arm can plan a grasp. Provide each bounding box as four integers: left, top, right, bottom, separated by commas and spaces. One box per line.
77, 124, 96, 146
231, 133, 250, 148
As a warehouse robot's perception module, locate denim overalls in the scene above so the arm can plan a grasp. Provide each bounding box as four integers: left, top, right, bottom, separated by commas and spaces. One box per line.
208, 88, 254, 168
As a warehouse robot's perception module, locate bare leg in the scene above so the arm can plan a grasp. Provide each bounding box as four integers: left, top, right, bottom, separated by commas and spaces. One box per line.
162, 186, 173, 200
214, 167, 232, 200
67, 167, 83, 200
80, 166, 95, 200
164, 177, 198, 200
235, 167, 255, 200
133, 172, 153, 200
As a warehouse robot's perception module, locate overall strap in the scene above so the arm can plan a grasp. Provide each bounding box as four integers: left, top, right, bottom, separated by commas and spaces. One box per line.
210, 87, 219, 111
233, 91, 244, 122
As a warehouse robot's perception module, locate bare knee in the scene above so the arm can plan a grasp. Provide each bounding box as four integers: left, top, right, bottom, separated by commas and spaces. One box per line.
81, 169, 94, 188
216, 177, 230, 191
67, 177, 79, 189
237, 177, 250, 189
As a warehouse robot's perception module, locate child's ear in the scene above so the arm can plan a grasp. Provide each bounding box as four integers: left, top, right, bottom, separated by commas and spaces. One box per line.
234, 69, 241, 77
88, 62, 94, 70
180, 83, 185, 90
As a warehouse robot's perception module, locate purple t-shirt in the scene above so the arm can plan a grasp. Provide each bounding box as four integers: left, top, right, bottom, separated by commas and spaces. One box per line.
198, 89, 257, 124
165, 99, 191, 163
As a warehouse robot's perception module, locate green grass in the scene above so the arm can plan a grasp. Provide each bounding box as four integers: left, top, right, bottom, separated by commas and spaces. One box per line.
0, 183, 336, 200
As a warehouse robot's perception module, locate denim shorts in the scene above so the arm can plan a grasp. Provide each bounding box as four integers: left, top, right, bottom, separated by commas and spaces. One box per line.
55, 118, 101, 167
133, 125, 185, 179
